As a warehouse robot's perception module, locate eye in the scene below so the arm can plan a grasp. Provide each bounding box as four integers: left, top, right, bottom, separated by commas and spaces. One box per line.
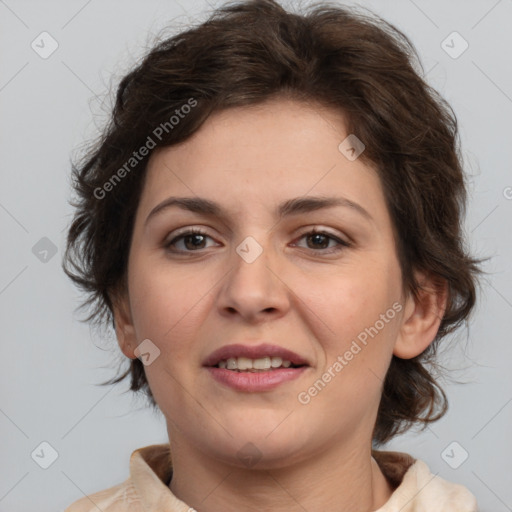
164, 228, 217, 252
163, 227, 351, 254
292, 229, 351, 254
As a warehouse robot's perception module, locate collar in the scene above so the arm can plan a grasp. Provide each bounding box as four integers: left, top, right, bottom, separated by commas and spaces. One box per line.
129, 444, 477, 511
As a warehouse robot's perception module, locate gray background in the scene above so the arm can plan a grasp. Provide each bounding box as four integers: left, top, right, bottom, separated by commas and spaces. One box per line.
1, 0, 511, 510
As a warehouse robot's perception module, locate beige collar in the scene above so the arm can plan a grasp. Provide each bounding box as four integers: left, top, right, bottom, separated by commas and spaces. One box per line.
126, 444, 477, 512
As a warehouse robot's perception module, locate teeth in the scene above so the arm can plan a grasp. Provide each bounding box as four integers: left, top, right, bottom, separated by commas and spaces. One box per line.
271, 356, 283, 368
254, 357, 271, 370
216, 356, 295, 371
238, 357, 252, 370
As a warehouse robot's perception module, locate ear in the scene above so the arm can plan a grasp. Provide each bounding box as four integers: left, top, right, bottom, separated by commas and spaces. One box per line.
393, 271, 448, 359
111, 291, 137, 360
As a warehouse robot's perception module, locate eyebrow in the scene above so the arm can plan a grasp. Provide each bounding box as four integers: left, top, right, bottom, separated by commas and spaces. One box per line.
144, 195, 373, 227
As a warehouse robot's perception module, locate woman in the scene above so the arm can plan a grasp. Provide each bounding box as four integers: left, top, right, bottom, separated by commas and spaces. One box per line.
63, 0, 482, 510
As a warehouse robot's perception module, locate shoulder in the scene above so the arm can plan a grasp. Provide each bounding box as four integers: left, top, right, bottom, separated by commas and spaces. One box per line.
406, 458, 478, 510
64, 444, 172, 512
64, 479, 142, 512
373, 450, 478, 511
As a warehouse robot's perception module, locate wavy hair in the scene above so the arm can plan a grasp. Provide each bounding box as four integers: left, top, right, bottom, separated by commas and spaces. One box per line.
63, 0, 482, 445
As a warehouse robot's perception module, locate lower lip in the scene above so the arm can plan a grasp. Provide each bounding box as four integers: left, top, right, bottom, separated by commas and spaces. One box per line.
205, 366, 308, 392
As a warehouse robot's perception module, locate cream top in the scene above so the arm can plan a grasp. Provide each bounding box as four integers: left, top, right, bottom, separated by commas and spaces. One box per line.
65, 444, 478, 511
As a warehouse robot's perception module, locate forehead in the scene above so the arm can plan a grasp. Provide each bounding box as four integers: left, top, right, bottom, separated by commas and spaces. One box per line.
138, 98, 387, 224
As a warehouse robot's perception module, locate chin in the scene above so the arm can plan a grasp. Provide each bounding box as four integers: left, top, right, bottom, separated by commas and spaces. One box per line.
197, 417, 313, 469
205, 440, 311, 471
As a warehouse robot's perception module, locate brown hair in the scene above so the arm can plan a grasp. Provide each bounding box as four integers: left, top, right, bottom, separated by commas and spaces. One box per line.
63, 0, 482, 445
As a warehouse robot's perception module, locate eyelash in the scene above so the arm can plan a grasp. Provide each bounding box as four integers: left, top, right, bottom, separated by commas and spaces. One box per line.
163, 227, 351, 255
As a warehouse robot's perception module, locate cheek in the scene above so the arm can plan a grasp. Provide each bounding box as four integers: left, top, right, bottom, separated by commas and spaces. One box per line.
311, 259, 400, 338
302, 258, 403, 403
127, 257, 213, 359
127, 262, 209, 404
301, 276, 401, 419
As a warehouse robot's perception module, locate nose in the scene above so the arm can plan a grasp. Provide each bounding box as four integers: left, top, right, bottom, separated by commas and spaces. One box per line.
215, 236, 291, 323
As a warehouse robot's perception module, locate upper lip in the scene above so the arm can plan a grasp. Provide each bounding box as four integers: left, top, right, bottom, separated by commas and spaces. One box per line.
203, 343, 309, 367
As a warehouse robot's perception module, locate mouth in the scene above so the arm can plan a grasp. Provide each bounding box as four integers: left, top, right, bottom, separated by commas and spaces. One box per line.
203, 343, 309, 370
213, 356, 305, 372
203, 343, 310, 392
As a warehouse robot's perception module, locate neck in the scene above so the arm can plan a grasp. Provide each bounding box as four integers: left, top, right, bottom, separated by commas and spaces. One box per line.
168, 435, 394, 512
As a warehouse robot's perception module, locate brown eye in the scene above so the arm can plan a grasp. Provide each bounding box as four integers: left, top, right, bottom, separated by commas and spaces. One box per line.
306, 232, 331, 249
164, 229, 216, 252
294, 229, 351, 254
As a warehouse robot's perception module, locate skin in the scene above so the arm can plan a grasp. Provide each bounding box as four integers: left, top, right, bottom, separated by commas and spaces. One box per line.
114, 97, 447, 512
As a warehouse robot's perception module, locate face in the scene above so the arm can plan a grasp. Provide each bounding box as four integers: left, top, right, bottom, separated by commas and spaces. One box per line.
116, 98, 415, 469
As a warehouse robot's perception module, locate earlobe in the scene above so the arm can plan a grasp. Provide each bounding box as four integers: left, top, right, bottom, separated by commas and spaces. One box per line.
112, 293, 137, 360
393, 272, 448, 359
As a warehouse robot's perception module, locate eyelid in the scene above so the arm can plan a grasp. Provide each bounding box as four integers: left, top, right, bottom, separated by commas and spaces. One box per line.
163, 226, 215, 248
290, 227, 352, 254
295, 226, 351, 244
163, 225, 352, 254
165, 224, 350, 241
